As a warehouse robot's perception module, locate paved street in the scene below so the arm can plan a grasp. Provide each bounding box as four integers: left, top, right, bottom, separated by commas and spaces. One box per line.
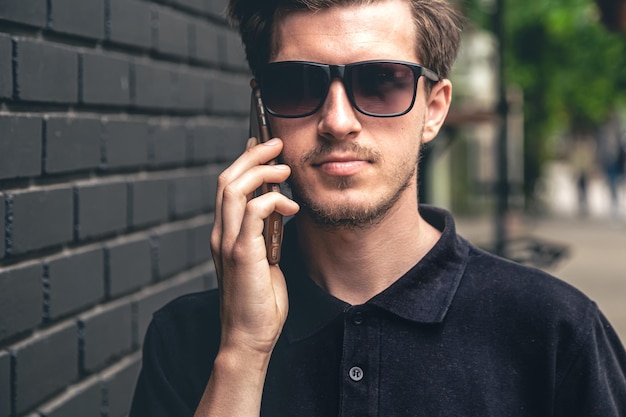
456, 213, 626, 345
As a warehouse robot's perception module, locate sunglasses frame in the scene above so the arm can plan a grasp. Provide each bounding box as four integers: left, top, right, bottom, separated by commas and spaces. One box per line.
257, 60, 440, 119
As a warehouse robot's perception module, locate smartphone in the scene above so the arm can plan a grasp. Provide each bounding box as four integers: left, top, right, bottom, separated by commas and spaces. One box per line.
249, 80, 284, 265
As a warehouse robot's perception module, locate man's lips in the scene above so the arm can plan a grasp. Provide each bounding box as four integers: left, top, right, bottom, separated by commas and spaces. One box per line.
313, 156, 371, 176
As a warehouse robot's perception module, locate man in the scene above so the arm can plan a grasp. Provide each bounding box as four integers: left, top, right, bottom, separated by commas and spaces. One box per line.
130, 0, 626, 416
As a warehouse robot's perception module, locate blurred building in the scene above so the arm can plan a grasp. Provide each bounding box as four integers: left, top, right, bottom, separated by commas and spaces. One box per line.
423, 25, 525, 217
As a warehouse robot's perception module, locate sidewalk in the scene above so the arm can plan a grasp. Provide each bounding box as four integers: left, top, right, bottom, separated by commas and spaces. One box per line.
456, 214, 626, 344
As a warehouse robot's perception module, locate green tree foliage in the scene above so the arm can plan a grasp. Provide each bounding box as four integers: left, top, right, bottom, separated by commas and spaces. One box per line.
464, 0, 626, 203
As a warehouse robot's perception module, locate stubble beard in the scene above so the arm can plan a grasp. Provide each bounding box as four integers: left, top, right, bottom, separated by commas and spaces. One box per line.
285, 141, 421, 231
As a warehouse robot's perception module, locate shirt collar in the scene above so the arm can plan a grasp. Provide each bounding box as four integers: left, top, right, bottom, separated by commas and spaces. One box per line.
281, 205, 469, 343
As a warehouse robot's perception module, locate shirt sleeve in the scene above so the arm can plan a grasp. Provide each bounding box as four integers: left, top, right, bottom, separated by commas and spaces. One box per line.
555, 307, 626, 416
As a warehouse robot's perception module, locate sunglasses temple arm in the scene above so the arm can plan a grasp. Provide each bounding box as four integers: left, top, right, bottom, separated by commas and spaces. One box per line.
422, 67, 440, 82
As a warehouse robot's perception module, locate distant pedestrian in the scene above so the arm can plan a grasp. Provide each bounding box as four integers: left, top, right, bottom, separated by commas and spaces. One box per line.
598, 115, 625, 218
569, 132, 597, 217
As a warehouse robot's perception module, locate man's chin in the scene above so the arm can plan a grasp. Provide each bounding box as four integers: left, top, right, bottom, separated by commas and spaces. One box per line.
288, 168, 414, 230
292, 193, 398, 230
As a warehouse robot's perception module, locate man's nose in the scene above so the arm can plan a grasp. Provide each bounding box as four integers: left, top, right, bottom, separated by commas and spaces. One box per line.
316, 80, 362, 141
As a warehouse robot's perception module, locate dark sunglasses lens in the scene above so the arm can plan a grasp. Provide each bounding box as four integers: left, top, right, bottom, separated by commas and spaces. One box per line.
262, 63, 328, 117
351, 62, 416, 116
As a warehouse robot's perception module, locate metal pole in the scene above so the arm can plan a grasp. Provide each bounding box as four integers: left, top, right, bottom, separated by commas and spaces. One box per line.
494, 0, 509, 257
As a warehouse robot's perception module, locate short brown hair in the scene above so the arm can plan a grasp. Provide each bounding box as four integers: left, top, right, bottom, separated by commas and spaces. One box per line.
227, 0, 463, 79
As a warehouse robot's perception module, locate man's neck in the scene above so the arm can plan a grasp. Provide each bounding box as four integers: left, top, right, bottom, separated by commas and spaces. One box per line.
294, 198, 442, 305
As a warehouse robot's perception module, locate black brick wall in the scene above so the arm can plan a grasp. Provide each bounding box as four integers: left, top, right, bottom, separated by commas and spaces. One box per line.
0, 0, 247, 415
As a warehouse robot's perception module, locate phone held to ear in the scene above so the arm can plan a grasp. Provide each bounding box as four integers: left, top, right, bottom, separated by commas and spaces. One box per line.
250, 80, 284, 265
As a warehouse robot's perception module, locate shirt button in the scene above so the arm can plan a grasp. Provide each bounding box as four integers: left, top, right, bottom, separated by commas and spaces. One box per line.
349, 366, 364, 382
352, 311, 364, 325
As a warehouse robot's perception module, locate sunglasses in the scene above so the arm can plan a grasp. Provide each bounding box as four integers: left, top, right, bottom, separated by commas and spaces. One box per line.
257, 60, 439, 118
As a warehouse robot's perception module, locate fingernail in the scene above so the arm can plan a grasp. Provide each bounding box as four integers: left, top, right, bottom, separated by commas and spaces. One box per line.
246, 137, 258, 150
263, 138, 280, 146
274, 164, 289, 170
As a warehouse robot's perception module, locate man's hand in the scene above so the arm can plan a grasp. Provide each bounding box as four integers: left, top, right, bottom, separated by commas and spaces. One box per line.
212, 136, 298, 354
196, 137, 299, 416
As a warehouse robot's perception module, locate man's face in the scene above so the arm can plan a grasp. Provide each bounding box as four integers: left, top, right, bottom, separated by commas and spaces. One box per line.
269, 0, 450, 228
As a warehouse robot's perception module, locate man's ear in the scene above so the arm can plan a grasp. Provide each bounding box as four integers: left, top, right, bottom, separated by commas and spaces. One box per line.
422, 79, 452, 144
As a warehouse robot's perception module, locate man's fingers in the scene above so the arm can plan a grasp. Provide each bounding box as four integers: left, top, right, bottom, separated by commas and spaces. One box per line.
213, 137, 281, 237
224, 192, 298, 265
220, 164, 292, 254
217, 138, 283, 196
239, 193, 299, 248
211, 137, 284, 276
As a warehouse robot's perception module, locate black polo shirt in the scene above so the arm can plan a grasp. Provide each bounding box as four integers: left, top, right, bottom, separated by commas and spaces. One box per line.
130, 206, 626, 417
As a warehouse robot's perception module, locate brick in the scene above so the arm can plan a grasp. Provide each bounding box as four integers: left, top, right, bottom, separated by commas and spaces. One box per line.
188, 219, 212, 266
132, 61, 172, 109
221, 29, 247, 70
79, 299, 133, 374
75, 182, 127, 240
171, 68, 206, 112
205, 268, 218, 289
0, 194, 4, 259
106, 0, 152, 49
192, 20, 219, 63
45, 247, 105, 320
81, 53, 131, 106
102, 355, 141, 417
153, 7, 189, 59
38, 376, 102, 417
0, 262, 43, 343
129, 178, 169, 228
151, 122, 188, 166
15, 39, 78, 103
171, 0, 209, 14
12, 321, 79, 415
106, 237, 152, 297
0, 114, 42, 180
0, 34, 12, 99
134, 270, 207, 344
203, 171, 218, 213
215, 123, 248, 162
209, 0, 228, 16
208, 73, 249, 114
44, 116, 101, 174
191, 20, 219, 64
102, 119, 149, 169
0, 0, 47, 27
171, 172, 215, 217
188, 122, 218, 163
10, 187, 73, 254
154, 227, 189, 279
192, 122, 246, 163
48, 0, 105, 39
0, 350, 10, 417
